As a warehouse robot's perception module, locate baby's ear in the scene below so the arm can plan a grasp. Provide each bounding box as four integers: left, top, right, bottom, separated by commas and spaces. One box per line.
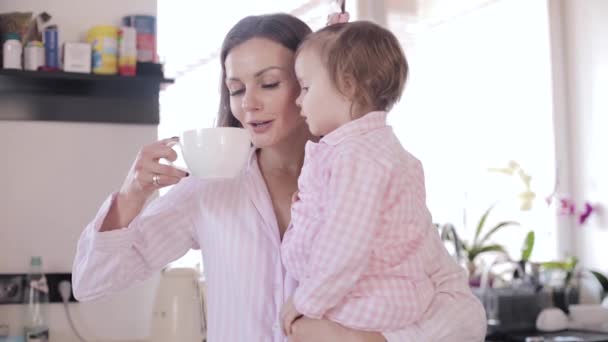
340, 74, 358, 98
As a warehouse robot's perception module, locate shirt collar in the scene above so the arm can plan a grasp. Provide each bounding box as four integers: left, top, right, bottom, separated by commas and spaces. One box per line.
320, 111, 388, 146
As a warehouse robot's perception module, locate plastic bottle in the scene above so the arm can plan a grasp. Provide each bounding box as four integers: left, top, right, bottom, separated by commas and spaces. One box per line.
24, 256, 50, 342
3, 32, 23, 69
24, 41, 45, 71
118, 26, 137, 76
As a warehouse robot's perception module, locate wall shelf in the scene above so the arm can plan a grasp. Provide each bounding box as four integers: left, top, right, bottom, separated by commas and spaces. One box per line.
0, 69, 173, 125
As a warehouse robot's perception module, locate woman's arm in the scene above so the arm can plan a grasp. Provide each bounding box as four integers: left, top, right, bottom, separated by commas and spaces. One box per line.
290, 318, 385, 342
101, 137, 187, 230
72, 139, 198, 301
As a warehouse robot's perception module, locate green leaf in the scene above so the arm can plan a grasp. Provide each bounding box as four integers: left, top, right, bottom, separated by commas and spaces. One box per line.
468, 244, 507, 262
478, 221, 520, 247
474, 204, 496, 246
590, 270, 608, 294
520, 230, 535, 261
461, 240, 470, 252
541, 256, 579, 271
477, 244, 508, 254
541, 261, 570, 270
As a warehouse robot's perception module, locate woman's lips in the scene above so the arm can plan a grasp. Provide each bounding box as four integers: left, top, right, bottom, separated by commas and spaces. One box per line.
248, 120, 273, 134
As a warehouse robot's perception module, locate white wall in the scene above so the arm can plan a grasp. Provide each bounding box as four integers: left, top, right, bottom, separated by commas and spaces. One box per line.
0, 1, 159, 341
549, 0, 608, 273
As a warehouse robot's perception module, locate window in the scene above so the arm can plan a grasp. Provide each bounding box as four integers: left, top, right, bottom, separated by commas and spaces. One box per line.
387, 0, 557, 261
157, 0, 557, 268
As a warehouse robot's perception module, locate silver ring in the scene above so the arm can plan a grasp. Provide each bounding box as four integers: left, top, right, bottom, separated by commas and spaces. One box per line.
152, 174, 161, 187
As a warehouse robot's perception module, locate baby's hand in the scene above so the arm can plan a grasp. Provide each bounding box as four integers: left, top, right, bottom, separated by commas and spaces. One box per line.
291, 191, 300, 204
280, 296, 303, 336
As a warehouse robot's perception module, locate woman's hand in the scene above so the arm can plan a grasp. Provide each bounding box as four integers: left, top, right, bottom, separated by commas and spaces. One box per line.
280, 296, 303, 336
101, 137, 188, 231
289, 317, 385, 342
119, 137, 188, 199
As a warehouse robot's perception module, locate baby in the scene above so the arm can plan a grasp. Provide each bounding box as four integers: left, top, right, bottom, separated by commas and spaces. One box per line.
280, 20, 438, 335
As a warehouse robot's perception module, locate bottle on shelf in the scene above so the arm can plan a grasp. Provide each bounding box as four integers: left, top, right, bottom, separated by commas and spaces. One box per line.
3, 32, 23, 70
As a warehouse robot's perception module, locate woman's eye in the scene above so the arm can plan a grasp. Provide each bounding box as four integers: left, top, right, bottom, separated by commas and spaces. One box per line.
229, 88, 245, 96
262, 82, 280, 89
301, 86, 309, 92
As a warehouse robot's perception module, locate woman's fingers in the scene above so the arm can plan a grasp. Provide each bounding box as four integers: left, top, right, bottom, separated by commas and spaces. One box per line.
150, 173, 181, 188
158, 136, 179, 145
140, 140, 179, 162
281, 311, 302, 336
280, 309, 289, 336
147, 161, 189, 179
131, 167, 180, 189
128, 137, 187, 191
280, 306, 292, 336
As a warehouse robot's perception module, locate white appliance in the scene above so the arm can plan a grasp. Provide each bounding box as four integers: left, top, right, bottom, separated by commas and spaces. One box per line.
149, 267, 207, 342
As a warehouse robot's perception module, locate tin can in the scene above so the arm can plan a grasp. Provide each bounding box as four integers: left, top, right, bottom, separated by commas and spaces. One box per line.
118, 26, 137, 76
122, 15, 156, 63
87, 25, 118, 75
24, 41, 45, 71
43, 25, 59, 69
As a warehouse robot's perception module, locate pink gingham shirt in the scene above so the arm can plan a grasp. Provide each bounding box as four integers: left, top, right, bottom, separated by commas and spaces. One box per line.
73, 145, 487, 342
282, 111, 434, 330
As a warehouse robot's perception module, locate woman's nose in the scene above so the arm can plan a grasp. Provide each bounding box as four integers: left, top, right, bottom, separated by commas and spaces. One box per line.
242, 89, 262, 111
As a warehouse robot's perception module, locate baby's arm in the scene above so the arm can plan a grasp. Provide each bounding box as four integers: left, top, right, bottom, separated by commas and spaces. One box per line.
293, 153, 388, 319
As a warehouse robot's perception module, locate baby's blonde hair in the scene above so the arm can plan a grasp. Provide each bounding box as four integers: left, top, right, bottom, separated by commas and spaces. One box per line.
296, 21, 408, 113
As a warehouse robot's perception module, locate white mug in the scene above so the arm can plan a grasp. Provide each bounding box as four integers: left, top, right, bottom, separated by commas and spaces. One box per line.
172, 127, 251, 179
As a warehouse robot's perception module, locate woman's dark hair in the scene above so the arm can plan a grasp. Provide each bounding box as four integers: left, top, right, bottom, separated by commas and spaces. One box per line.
216, 13, 312, 127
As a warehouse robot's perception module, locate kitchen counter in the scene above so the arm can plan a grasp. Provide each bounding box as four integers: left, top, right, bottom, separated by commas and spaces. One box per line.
487, 329, 608, 342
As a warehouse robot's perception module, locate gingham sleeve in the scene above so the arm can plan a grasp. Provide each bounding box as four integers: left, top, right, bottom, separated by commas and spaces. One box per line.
293, 152, 388, 318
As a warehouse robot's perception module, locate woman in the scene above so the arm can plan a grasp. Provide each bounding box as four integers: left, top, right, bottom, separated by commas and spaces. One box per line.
72, 13, 486, 342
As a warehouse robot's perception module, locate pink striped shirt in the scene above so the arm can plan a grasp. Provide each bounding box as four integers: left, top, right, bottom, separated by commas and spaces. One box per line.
72, 146, 487, 341
282, 111, 435, 330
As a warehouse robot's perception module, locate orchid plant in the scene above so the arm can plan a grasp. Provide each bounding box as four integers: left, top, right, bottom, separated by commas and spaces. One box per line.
488, 160, 536, 211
